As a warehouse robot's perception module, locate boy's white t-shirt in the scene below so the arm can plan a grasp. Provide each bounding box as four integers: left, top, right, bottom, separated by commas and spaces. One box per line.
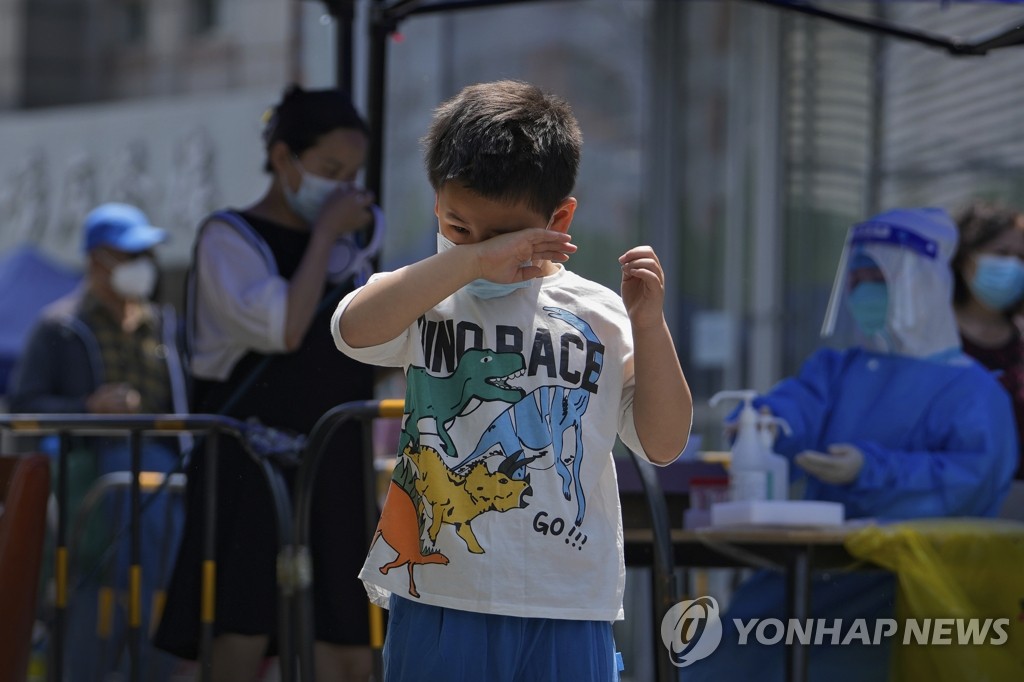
332, 265, 647, 621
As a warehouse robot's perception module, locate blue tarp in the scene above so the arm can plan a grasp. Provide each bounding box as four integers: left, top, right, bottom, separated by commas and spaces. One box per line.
0, 245, 82, 394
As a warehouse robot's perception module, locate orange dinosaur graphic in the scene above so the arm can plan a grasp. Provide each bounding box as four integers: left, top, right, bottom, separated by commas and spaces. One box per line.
370, 479, 449, 599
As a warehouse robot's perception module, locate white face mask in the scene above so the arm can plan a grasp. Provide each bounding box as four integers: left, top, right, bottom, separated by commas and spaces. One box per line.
110, 258, 158, 300
436, 232, 533, 299
284, 157, 353, 223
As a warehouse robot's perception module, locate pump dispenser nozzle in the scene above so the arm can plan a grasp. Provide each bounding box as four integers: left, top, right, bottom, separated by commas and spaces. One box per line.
756, 414, 792, 450
709, 390, 758, 411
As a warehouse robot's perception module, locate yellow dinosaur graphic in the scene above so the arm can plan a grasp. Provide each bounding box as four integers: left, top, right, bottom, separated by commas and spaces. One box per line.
408, 444, 533, 554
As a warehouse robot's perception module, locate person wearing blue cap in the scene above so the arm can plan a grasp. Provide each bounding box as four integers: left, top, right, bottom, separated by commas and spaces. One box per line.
9, 202, 189, 681
688, 207, 1017, 682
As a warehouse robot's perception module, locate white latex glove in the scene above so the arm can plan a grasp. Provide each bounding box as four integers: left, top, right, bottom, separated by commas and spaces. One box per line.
794, 444, 864, 485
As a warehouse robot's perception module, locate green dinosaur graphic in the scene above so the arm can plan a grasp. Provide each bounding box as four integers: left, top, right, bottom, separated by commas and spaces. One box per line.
400, 348, 526, 459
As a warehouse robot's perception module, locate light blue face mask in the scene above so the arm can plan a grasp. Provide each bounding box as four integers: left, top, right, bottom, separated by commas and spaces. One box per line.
846, 281, 889, 336
969, 254, 1024, 311
436, 233, 533, 299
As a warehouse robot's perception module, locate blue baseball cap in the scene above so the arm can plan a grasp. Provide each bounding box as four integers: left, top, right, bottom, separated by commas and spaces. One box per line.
83, 203, 167, 254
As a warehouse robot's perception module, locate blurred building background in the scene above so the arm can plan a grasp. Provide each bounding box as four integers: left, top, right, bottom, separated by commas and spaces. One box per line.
3, 1, 1024, 679
4, 0, 1024, 439
0, 0, 302, 268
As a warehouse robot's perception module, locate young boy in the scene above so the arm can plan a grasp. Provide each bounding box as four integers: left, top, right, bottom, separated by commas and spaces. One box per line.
331, 80, 692, 681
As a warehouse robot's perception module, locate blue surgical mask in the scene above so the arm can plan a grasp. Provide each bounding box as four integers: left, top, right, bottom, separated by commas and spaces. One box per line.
284, 157, 352, 223
969, 254, 1024, 311
846, 281, 888, 336
436, 233, 533, 299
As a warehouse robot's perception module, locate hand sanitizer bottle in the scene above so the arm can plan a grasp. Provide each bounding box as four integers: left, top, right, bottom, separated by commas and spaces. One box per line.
710, 390, 769, 502
757, 414, 791, 501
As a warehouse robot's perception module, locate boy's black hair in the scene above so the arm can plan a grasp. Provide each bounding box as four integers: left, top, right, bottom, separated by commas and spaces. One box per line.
952, 199, 1022, 307
262, 84, 368, 172
423, 80, 582, 217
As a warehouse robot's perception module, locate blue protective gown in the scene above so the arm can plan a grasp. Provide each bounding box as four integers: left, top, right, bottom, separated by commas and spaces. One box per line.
685, 347, 1016, 682
761, 347, 1016, 520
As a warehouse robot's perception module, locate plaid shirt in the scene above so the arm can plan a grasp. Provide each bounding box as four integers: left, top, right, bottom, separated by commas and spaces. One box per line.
79, 293, 172, 414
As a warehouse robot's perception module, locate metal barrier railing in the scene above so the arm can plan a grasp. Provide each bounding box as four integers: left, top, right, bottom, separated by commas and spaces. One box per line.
67, 468, 187, 678
3, 403, 678, 682
289, 398, 404, 682
0, 414, 304, 682
628, 449, 682, 682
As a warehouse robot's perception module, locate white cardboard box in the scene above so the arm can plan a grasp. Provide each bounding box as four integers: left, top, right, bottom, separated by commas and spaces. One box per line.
709, 500, 845, 527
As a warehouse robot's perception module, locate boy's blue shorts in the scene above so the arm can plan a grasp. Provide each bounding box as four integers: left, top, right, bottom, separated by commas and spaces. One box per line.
383, 594, 622, 682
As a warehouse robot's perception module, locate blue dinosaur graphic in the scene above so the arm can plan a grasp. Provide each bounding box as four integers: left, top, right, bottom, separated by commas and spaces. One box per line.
401, 347, 526, 458
465, 307, 603, 526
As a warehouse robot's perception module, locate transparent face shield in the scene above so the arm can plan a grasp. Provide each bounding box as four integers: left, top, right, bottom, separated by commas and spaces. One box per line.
820, 220, 943, 342
821, 243, 854, 339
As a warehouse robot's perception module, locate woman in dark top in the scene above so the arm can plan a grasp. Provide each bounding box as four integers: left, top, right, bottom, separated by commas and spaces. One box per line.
155, 85, 382, 682
952, 200, 1024, 486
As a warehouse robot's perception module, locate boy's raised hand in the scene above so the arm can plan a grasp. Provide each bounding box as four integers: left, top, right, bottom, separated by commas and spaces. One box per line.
472, 228, 576, 283
619, 245, 666, 329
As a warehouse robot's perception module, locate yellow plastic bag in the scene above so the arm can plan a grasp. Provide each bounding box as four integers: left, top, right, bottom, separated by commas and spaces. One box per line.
845, 518, 1024, 682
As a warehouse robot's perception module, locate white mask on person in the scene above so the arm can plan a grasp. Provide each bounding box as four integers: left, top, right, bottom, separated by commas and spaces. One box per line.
284, 157, 353, 223
110, 258, 158, 300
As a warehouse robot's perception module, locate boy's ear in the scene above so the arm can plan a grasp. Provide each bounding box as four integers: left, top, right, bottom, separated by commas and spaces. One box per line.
549, 197, 577, 234
434, 193, 440, 218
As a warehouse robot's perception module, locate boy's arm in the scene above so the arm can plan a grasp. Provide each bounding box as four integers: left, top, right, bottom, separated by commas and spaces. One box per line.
338, 227, 575, 348
338, 248, 474, 348
620, 246, 693, 464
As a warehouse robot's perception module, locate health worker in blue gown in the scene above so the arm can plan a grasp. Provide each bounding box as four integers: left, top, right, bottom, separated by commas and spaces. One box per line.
687, 207, 1017, 682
